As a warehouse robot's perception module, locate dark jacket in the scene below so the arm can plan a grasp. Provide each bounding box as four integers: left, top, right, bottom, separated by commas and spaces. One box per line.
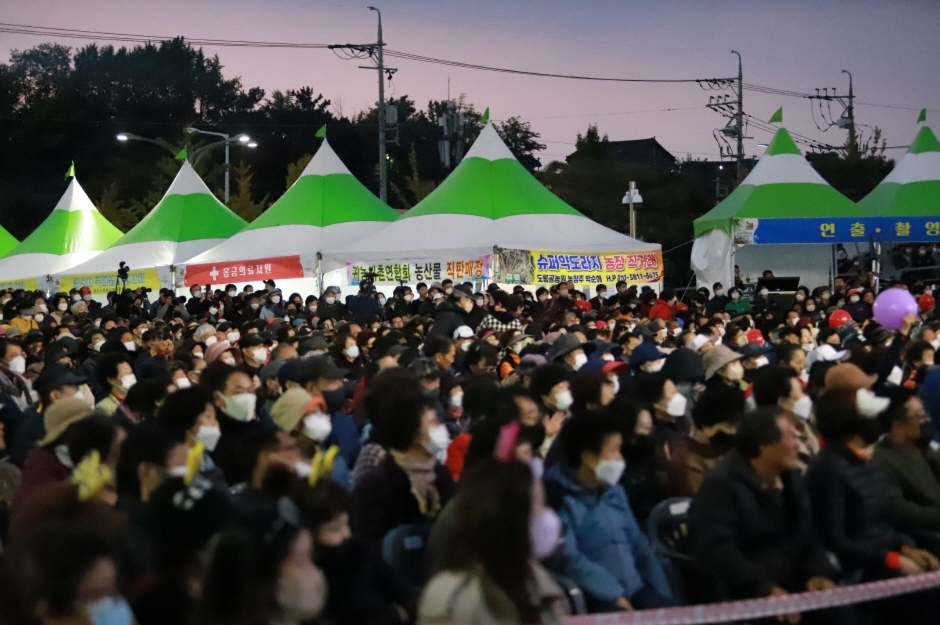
350, 455, 455, 546
346, 294, 382, 325
690, 450, 836, 599
14, 446, 70, 506
317, 300, 346, 322
8, 408, 45, 468
806, 443, 910, 573
428, 301, 467, 339
872, 438, 940, 533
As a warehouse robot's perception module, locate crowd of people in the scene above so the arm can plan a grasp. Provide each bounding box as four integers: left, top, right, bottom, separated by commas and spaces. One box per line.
0, 271, 939, 625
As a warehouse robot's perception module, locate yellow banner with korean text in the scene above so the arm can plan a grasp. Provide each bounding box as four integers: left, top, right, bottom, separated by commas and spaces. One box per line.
0, 278, 39, 291
530, 250, 663, 286
60, 268, 163, 296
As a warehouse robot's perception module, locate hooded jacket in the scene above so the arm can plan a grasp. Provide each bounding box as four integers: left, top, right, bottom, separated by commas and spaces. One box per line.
543, 463, 671, 603
428, 300, 468, 339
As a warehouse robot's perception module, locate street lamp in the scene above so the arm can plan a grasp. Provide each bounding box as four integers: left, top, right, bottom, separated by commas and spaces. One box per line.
621, 182, 643, 239
114, 132, 177, 154
185, 127, 255, 203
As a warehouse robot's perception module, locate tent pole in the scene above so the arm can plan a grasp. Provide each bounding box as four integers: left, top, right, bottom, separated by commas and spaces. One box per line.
316, 253, 323, 296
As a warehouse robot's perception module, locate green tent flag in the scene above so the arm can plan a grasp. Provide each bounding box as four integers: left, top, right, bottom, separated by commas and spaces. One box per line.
65, 162, 75, 180
481, 107, 490, 123
918, 108, 928, 123
768, 107, 783, 124
315, 125, 327, 138
174, 147, 188, 161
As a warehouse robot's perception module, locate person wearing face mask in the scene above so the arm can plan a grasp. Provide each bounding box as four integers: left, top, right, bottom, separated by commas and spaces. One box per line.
317, 287, 346, 322
422, 459, 565, 625
429, 285, 477, 340
94, 352, 136, 417
237, 334, 269, 378
0, 337, 32, 442
843, 288, 873, 323
807, 390, 940, 620
351, 374, 456, 549
292, 479, 415, 625
543, 412, 674, 611
134, 328, 175, 382
901, 339, 935, 391
547, 333, 588, 373
184, 284, 210, 318
156, 386, 226, 484
628, 341, 668, 375
194, 505, 327, 625
529, 366, 573, 459
873, 388, 940, 552
706, 282, 730, 316
724, 288, 752, 315
260, 288, 288, 322
753, 366, 819, 469
478, 290, 525, 334
331, 334, 365, 382
114, 421, 188, 506
9, 302, 40, 335
270, 391, 351, 489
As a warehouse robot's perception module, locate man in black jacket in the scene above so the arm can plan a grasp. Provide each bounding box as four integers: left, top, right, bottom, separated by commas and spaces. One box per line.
690, 407, 838, 604
428, 286, 475, 339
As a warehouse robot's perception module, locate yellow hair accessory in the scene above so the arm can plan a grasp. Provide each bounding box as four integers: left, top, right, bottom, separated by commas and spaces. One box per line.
309, 445, 340, 487
70, 450, 112, 501
184, 442, 205, 485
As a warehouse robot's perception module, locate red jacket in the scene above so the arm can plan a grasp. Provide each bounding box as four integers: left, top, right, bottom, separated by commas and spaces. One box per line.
648, 298, 674, 321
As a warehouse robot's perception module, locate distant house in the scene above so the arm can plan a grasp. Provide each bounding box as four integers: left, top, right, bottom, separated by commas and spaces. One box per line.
566, 138, 677, 171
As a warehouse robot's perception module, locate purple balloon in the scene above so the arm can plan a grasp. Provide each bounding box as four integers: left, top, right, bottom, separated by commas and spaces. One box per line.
872, 288, 918, 330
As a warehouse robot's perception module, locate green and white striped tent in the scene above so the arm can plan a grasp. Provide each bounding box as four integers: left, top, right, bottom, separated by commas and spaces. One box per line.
324, 122, 659, 265
0, 177, 121, 290
60, 161, 247, 287
859, 124, 940, 222
691, 126, 865, 289
181, 138, 399, 275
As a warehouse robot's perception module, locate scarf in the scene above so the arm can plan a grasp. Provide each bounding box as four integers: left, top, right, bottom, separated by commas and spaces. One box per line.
390, 450, 441, 518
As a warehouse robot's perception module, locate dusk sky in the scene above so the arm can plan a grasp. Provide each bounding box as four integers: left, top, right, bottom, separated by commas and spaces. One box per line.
4, 0, 939, 165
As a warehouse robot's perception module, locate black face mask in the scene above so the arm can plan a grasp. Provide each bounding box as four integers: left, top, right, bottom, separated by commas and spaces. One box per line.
322, 388, 346, 414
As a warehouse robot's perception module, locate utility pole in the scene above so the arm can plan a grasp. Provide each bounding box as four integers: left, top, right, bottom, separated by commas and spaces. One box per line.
808, 71, 856, 154
732, 50, 744, 178
328, 7, 397, 203
372, 6, 387, 203
704, 52, 748, 181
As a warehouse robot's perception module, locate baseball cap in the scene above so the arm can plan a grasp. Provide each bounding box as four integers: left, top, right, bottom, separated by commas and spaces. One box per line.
453, 326, 475, 340
690, 334, 712, 352
295, 355, 347, 383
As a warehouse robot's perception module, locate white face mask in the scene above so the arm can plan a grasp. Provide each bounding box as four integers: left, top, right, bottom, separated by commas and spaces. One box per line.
404, 294, 414, 302
856, 388, 890, 417
308, 305, 318, 314
931, 338, 940, 351
226, 290, 236, 297
250, 303, 260, 310
325, 297, 335, 305
119, 374, 137, 391
209, 307, 219, 315
445, 288, 453, 295
192, 351, 204, 359
460, 341, 472, 352
34, 313, 44, 323
792, 395, 813, 420
754, 356, 770, 369
714, 289, 724, 297
802, 343, 813, 352
72, 294, 81, 302
449, 392, 464, 409
204, 336, 218, 347
806, 305, 816, 312
196, 425, 222, 451
57, 302, 68, 312
424, 423, 451, 455
93, 340, 105, 353
594, 458, 626, 486
83, 294, 92, 302
175, 376, 192, 389
886, 366, 904, 386
251, 347, 268, 364
796, 294, 805, 302
222, 392, 257, 422
554, 389, 573, 412
303, 412, 333, 442
193, 290, 203, 298
378, 298, 386, 306
572, 352, 588, 370
7, 355, 26, 375
221, 355, 237, 366
666, 392, 688, 417
644, 359, 665, 373
271, 296, 281, 304
433, 293, 443, 301
850, 295, 860, 304
123, 341, 137, 352
731, 292, 740, 301
227, 332, 240, 343
345, 345, 360, 359
609, 376, 621, 395
760, 289, 769, 297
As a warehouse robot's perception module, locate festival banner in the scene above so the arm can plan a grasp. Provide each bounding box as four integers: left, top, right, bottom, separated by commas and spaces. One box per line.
61, 269, 162, 295
733, 217, 940, 245
183, 255, 305, 287
0, 278, 39, 292
346, 256, 491, 286
530, 250, 664, 285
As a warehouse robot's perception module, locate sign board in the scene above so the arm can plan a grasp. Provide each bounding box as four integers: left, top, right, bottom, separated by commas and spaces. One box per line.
530, 250, 664, 285
346, 256, 491, 286
184, 255, 305, 287
61, 269, 162, 295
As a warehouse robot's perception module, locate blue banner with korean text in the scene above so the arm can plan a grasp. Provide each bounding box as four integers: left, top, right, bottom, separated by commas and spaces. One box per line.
733, 217, 940, 245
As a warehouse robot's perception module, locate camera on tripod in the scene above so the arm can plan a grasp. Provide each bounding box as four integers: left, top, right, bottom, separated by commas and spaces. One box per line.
360, 271, 379, 296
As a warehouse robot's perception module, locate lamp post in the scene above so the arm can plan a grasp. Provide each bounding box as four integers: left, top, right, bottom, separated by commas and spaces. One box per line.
621, 182, 643, 239
117, 131, 256, 204
185, 128, 254, 203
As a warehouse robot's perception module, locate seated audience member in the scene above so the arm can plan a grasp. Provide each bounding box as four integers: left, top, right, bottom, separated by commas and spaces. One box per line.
544, 411, 674, 612
691, 408, 839, 602
752, 365, 820, 468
